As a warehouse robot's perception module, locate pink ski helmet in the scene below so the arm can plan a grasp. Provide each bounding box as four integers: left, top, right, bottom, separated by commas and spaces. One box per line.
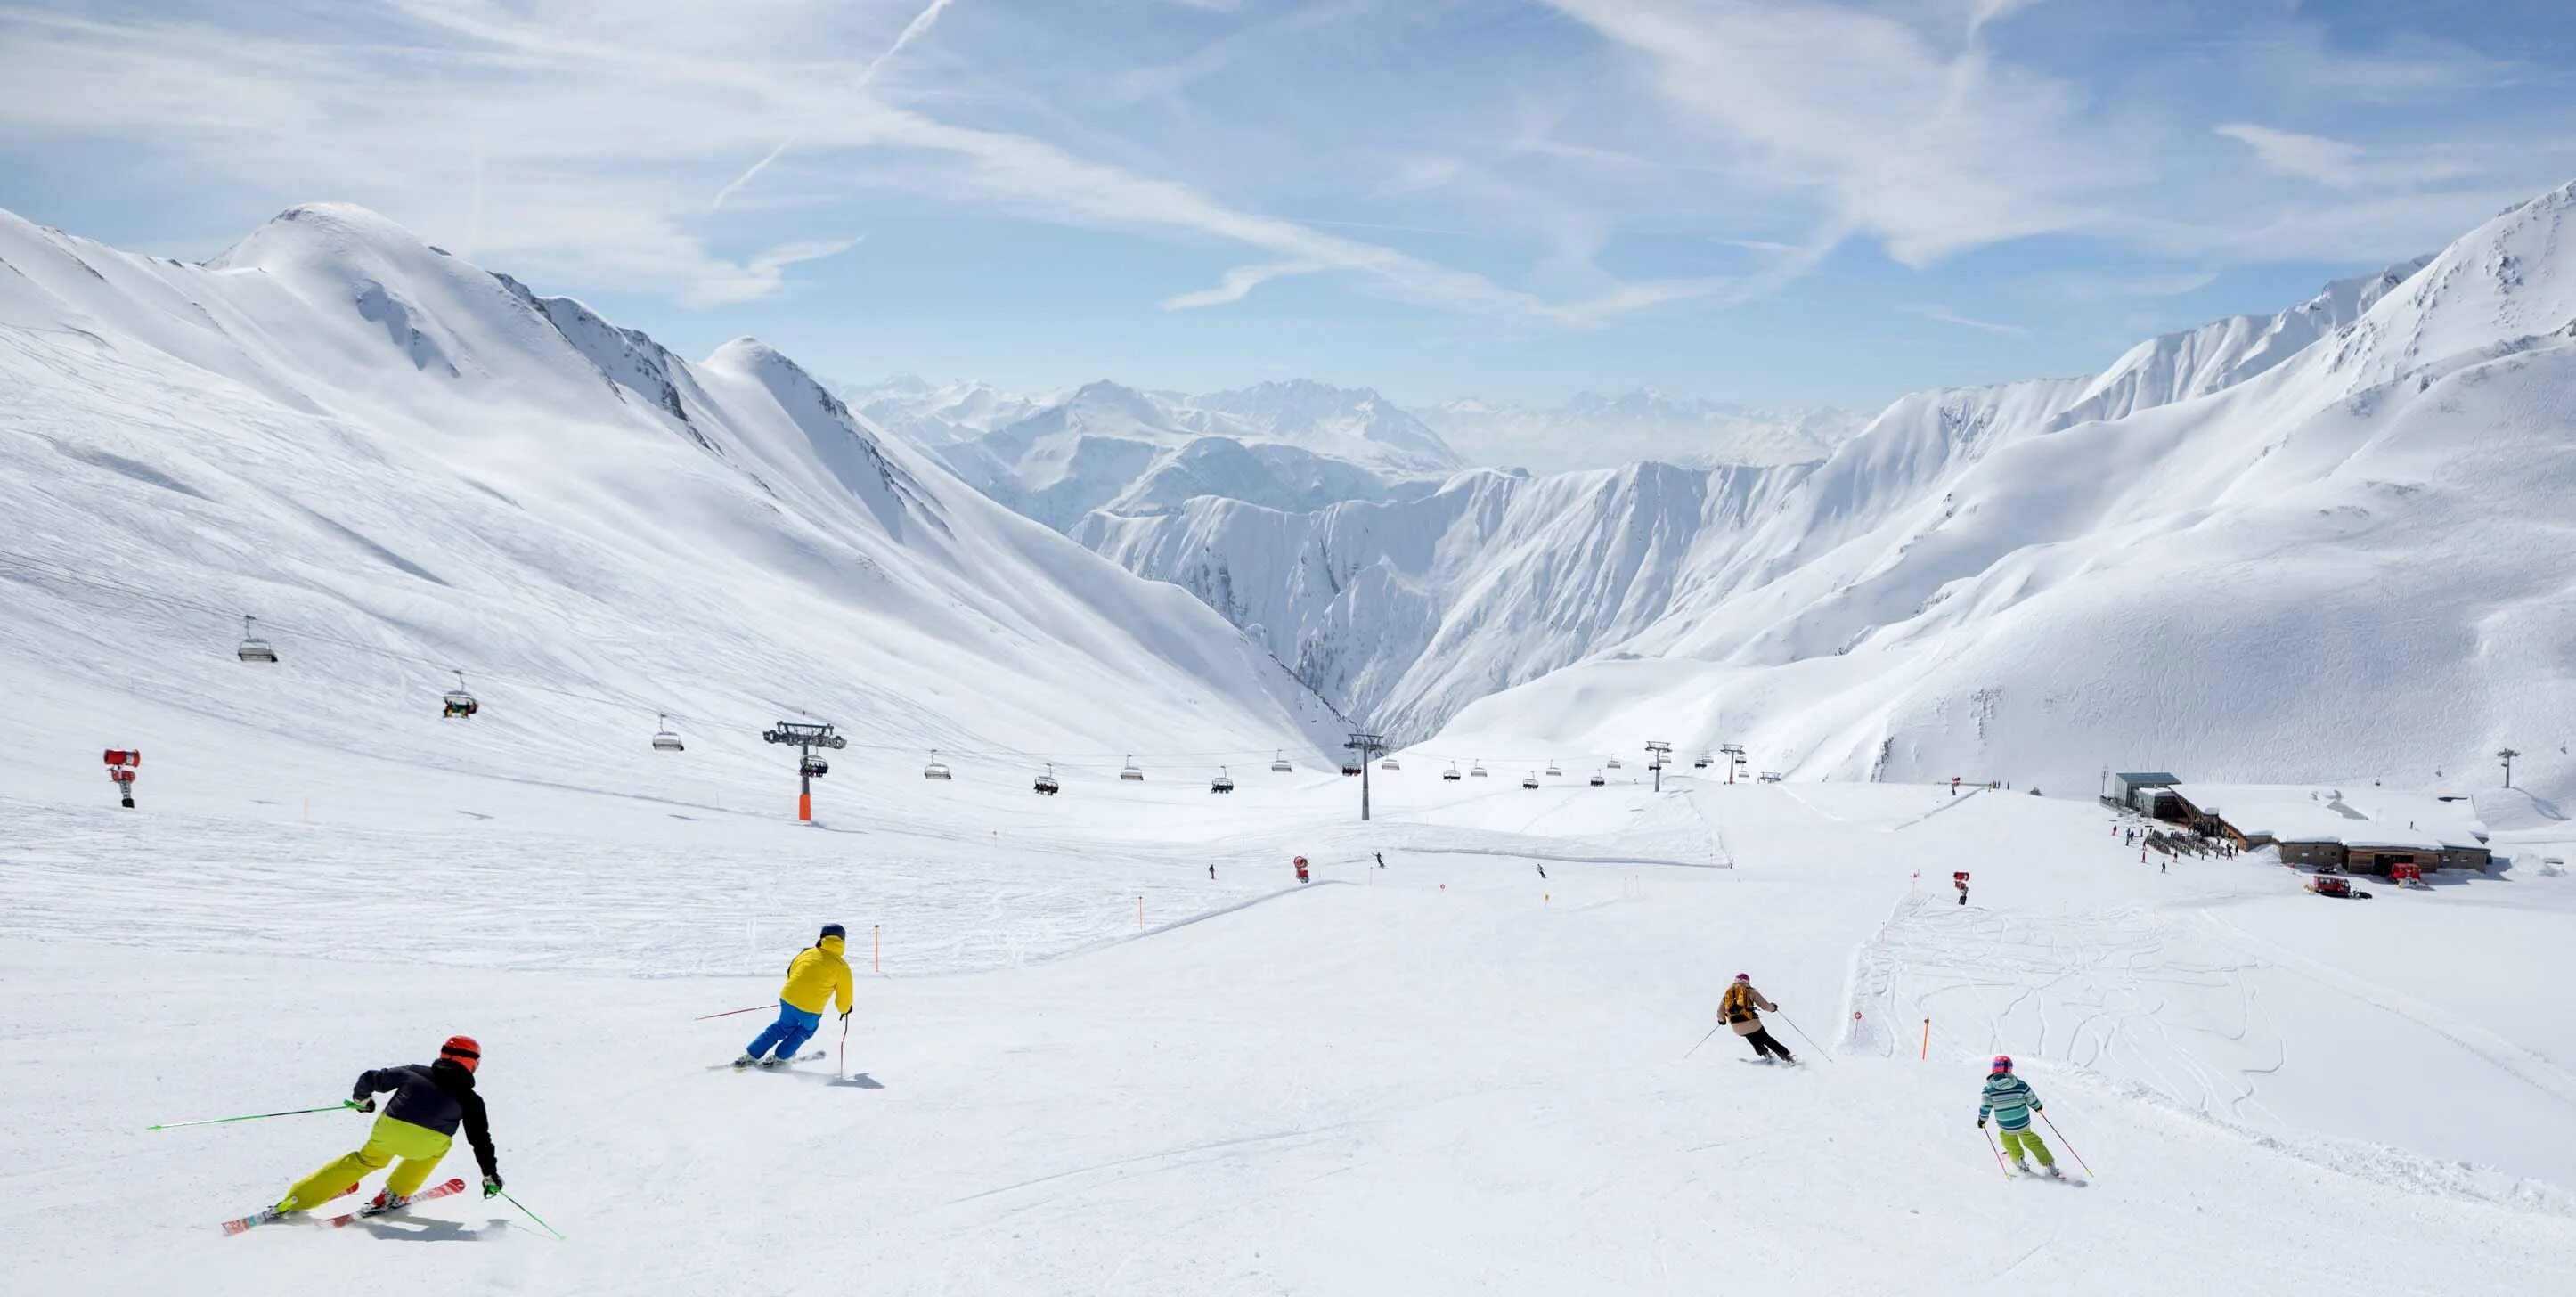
1733, 973, 1751, 982
1990, 1055, 2013, 1073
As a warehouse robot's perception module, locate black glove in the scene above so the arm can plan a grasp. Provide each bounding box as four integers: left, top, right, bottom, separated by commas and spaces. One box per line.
482, 1174, 504, 1199
347, 1098, 377, 1113
1977, 1118, 1987, 1129
839, 1010, 852, 1021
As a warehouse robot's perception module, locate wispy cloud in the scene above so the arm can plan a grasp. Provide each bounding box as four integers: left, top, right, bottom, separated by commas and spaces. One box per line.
710, 135, 799, 213
1903, 303, 2028, 338
2214, 124, 2365, 189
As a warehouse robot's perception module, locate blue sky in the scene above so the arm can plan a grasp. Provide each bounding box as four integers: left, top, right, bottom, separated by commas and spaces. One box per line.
4, 0, 2573, 423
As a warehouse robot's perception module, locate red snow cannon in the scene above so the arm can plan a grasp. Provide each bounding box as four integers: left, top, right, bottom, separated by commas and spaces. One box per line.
103, 749, 140, 782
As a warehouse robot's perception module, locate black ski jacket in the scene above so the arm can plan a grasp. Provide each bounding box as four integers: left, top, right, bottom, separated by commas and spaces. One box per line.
352, 1058, 498, 1179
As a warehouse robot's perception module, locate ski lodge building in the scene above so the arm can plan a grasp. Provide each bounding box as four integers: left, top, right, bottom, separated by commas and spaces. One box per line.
2164, 782, 2492, 875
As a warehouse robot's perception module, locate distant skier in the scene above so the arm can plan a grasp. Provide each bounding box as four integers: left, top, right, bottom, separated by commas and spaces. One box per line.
1720, 974, 1796, 1064
1977, 1055, 2062, 1178
1375, 852, 1386, 869
1208, 864, 1216, 880
737, 924, 854, 1068
1536, 862, 1547, 880
1294, 855, 1311, 885
255, 1035, 501, 1223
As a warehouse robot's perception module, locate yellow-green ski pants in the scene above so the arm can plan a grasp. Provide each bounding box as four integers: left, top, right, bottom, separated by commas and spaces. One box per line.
277, 1114, 452, 1211
2000, 1127, 2055, 1167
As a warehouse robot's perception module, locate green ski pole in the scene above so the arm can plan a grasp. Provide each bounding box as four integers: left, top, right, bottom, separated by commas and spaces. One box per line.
501, 1190, 566, 1240
148, 1102, 361, 1131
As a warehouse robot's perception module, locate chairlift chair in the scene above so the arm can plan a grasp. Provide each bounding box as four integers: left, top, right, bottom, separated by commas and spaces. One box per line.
1034, 763, 1061, 795
1270, 751, 1293, 773
1120, 755, 1145, 782
1521, 773, 1539, 790
800, 753, 831, 779
651, 714, 684, 752
1588, 771, 1607, 787
1759, 771, 1783, 784
1211, 767, 1235, 794
235, 615, 277, 664
1607, 756, 1622, 770
1443, 764, 1463, 781
1470, 760, 1488, 778
1341, 763, 1364, 777
924, 749, 952, 780
1545, 761, 1561, 777
1381, 756, 1401, 771
440, 670, 478, 719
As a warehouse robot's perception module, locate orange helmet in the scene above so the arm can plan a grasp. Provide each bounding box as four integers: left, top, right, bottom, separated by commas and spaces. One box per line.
439, 1034, 481, 1073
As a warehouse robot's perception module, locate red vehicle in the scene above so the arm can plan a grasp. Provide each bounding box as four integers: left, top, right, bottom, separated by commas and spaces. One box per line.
2306, 874, 2374, 899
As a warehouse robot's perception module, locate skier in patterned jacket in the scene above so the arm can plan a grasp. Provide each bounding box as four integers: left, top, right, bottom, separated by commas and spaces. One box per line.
1977, 1055, 2061, 1177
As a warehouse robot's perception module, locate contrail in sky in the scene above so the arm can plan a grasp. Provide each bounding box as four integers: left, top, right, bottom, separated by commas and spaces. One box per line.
710, 0, 964, 212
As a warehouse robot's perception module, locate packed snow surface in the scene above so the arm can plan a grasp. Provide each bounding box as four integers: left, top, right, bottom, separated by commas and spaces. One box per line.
7, 763, 2576, 1294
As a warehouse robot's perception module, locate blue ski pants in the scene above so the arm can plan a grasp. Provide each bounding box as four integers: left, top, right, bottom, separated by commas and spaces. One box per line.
747, 1000, 822, 1060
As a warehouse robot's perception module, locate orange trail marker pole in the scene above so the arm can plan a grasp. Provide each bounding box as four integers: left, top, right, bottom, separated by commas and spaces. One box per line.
1137, 896, 1145, 931
1921, 1018, 1931, 1060
872, 924, 880, 974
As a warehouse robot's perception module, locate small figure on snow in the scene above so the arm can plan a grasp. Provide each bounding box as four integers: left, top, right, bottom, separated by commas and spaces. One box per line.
1293, 855, 1311, 885
1536, 862, 1547, 880
737, 924, 855, 1068
1208, 864, 1216, 880
259, 1035, 502, 1222
1720, 973, 1796, 1065
1977, 1055, 2062, 1178
1375, 852, 1386, 869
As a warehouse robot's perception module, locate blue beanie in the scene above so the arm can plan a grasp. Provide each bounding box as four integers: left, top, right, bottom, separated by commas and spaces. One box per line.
819, 923, 847, 941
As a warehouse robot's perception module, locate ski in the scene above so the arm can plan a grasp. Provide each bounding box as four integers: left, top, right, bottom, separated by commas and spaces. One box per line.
219, 1182, 363, 1235
2009, 1170, 2088, 1187
709, 1050, 827, 1072
323, 1178, 469, 1228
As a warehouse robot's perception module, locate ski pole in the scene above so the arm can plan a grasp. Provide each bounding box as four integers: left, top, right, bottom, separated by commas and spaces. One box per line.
1683, 1023, 1724, 1059
2040, 1113, 2093, 1177
839, 1012, 851, 1079
501, 1190, 565, 1240
693, 1005, 771, 1021
147, 1103, 355, 1131
1777, 1012, 1834, 1063
1980, 1127, 2012, 1179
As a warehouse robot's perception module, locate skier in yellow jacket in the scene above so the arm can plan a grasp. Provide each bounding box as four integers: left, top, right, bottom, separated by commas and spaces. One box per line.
735, 924, 855, 1068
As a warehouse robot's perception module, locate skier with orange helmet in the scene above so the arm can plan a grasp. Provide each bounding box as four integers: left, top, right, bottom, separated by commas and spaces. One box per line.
253, 1034, 503, 1223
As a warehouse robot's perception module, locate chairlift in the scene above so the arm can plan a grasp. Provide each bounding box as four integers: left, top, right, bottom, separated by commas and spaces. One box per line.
440, 670, 478, 719
1341, 763, 1364, 777
1521, 773, 1539, 790
1120, 755, 1145, 782
1607, 756, 1622, 770
1211, 766, 1235, 794
800, 753, 831, 779
924, 748, 952, 780
235, 615, 277, 664
1381, 756, 1401, 771
1759, 771, 1783, 784
1588, 770, 1607, 787
1271, 751, 1293, 773
1470, 760, 1488, 778
1694, 754, 1711, 770
651, 714, 684, 752
1443, 764, 1463, 782
1034, 763, 1061, 795
1545, 761, 1561, 777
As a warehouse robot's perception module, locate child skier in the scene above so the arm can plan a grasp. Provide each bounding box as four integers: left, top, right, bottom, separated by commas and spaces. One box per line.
258, 1035, 501, 1221
737, 923, 855, 1068
1720, 974, 1796, 1064
1977, 1055, 2061, 1178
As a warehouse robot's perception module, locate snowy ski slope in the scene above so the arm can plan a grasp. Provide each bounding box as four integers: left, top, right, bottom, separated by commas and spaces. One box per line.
7, 760, 2576, 1294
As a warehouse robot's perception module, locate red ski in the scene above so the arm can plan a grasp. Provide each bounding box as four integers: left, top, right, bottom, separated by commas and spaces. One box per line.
323, 1178, 469, 1228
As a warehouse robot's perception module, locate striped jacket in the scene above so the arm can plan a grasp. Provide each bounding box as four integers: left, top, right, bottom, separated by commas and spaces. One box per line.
1978, 1073, 2042, 1132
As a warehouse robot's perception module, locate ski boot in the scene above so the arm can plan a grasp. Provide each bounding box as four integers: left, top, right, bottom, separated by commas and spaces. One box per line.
2010, 1159, 2030, 1176
732, 1053, 759, 1069
368, 1189, 410, 1212
758, 1054, 787, 1069
2042, 1164, 2065, 1179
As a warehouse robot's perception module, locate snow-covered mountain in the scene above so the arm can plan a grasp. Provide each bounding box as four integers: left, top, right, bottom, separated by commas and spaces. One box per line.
845, 375, 1053, 447
0, 203, 1349, 808
1439, 184, 2576, 801
1421, 390, 1863, 474
1084, 183, 2576, 808
854, 377, 1463, 532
